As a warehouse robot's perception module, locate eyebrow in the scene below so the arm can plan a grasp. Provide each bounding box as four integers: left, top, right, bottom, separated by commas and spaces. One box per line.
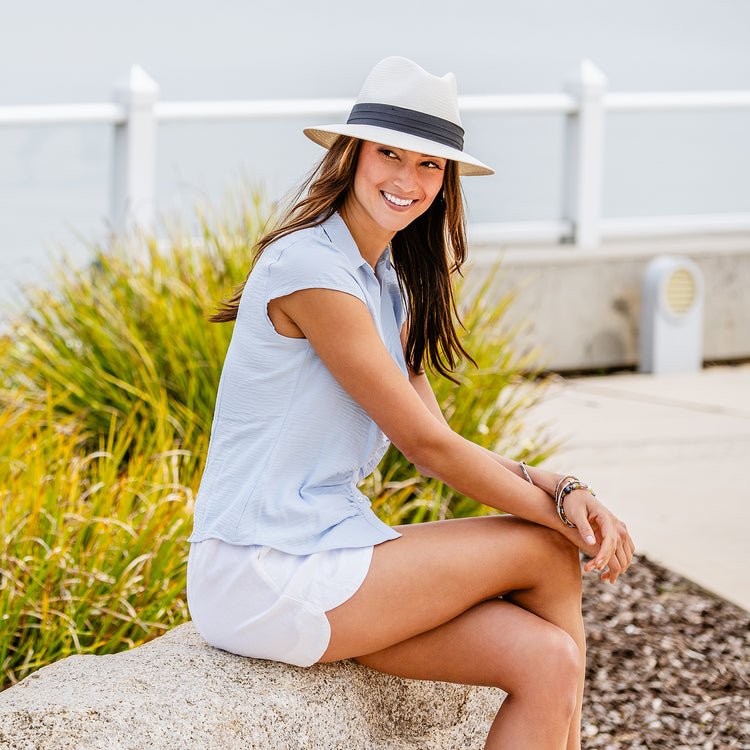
376, 144, 446, 161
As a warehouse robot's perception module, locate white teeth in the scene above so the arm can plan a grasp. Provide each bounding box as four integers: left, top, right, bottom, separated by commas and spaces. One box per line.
383, 191, 415, 207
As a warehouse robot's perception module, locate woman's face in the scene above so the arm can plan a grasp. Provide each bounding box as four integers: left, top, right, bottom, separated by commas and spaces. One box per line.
346, 140, 447, 236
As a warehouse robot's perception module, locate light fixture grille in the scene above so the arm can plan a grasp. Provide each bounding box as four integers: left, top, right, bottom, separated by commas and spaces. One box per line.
665, 268, 696, 315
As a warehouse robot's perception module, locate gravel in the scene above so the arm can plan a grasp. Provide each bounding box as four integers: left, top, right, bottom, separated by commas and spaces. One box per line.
581, 554, 750, 749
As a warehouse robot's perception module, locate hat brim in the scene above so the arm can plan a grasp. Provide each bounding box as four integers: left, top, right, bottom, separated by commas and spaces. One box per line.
303, 124, 494, 177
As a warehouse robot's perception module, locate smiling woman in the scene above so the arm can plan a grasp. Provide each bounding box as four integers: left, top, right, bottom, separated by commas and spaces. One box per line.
343, 142, 446, 265
187, 56, 633, 750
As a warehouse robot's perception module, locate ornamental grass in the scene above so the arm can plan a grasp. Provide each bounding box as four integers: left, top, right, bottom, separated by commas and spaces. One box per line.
0, 397, 200, 689
0, 187, 555, 691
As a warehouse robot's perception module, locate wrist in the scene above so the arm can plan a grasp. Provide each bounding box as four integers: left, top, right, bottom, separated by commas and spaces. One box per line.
555, 476, 597, 529
519, 463, 560, 498
518, 461, 598, 530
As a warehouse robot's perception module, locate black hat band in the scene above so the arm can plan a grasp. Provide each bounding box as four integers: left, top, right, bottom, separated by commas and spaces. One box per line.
347, 103, 464, 152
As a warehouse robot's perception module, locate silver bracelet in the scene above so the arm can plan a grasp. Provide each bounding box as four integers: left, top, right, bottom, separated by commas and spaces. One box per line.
519, 461, 534, 486
554, 475, 578, 500
553, 476, 578, 527
553, 475, 595, 528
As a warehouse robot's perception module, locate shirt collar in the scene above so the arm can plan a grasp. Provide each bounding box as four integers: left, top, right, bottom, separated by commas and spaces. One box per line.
321, 212, 393, 272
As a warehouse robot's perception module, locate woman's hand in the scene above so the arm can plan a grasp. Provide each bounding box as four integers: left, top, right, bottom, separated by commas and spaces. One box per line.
561, 489, 635, 583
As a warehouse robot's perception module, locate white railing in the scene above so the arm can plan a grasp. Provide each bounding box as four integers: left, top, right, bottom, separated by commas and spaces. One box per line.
2, 60, 750, 248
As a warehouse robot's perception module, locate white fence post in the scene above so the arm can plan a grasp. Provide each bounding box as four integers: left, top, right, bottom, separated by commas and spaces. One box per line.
111, 65, 159, 236
563, 59, 607, 248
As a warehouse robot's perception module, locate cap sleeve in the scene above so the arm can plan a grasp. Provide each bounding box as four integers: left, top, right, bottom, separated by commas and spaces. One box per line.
264, 234, 367, 309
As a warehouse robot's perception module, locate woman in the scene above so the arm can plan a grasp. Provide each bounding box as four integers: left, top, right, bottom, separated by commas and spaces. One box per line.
188, 56, 634, 749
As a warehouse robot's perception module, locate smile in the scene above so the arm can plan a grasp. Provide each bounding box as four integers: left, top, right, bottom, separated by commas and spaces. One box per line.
382, 191, 416, 208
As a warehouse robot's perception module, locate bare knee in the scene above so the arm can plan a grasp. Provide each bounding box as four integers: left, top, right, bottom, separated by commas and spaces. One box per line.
507, 517, 583, 594
534, 518, 580, 558
551, 628, 582, 691
542, 627, 580, 680
549, 527, 584, 589
513, 627, 581, 717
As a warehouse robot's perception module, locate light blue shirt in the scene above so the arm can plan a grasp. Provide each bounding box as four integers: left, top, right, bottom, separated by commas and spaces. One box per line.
189, 212, 405, 553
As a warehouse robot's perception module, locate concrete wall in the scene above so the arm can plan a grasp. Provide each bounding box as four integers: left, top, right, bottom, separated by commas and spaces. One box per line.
465, 234, 750, 371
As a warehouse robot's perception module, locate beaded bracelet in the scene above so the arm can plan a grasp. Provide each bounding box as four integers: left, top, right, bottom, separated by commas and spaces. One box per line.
554, 475, 596, 528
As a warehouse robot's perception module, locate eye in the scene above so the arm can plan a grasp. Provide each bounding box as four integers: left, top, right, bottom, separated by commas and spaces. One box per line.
378, 148, 398, 159
422, 159, 444, 170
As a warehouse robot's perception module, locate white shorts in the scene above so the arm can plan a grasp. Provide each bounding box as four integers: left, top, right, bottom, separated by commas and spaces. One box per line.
187, 540, 374, 667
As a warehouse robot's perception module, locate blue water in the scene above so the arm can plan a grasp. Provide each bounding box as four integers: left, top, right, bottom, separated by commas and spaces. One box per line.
2, 0, 749, 307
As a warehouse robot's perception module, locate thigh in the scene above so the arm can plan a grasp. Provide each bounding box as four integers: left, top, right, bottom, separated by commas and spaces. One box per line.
355, 597, 579, 692
321, 515, 581, 662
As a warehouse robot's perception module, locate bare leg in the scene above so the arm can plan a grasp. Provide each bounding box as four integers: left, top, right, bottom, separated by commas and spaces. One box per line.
505, 555, 586, 750
320, 516, 585, 749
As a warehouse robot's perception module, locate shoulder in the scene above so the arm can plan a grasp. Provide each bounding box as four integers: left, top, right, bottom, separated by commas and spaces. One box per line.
246, 216, 368, 307
260, 222, 354, 274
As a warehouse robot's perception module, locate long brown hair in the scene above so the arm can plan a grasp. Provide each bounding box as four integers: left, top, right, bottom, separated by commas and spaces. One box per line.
209, 135, 473, 380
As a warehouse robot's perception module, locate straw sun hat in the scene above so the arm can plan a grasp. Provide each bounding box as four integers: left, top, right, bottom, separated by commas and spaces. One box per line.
303, 56, 493, 177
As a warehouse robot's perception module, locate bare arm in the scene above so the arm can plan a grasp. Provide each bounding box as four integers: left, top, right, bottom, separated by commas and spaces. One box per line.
400, 326, 567, 496
277, 288, 632, 580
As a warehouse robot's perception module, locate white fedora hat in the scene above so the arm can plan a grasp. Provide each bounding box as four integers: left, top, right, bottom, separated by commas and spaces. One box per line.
304, 56, 493, 177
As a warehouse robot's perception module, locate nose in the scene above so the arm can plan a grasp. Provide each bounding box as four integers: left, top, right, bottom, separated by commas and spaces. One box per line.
392, 160, 419, 192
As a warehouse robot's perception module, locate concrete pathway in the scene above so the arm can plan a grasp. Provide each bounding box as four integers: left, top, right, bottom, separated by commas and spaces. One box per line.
526, 363, 750, 611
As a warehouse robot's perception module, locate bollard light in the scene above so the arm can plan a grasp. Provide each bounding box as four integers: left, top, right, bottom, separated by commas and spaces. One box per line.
639, 256, 704, 374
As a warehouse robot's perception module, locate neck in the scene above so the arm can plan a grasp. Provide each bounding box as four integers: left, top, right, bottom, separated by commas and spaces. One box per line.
339, 202, 394, 269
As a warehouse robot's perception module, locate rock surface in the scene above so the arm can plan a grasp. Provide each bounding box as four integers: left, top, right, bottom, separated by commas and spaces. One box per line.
0, 623, 505, 749
6, 555, 745, 748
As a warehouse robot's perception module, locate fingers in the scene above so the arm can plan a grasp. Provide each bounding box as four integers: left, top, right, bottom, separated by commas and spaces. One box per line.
574, 515, 598, 549
598, 521, 634, 583
601, 544, 629, 583
566, 491, 634, 584
561, 492, 599, 552
566, 494, 613, 565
